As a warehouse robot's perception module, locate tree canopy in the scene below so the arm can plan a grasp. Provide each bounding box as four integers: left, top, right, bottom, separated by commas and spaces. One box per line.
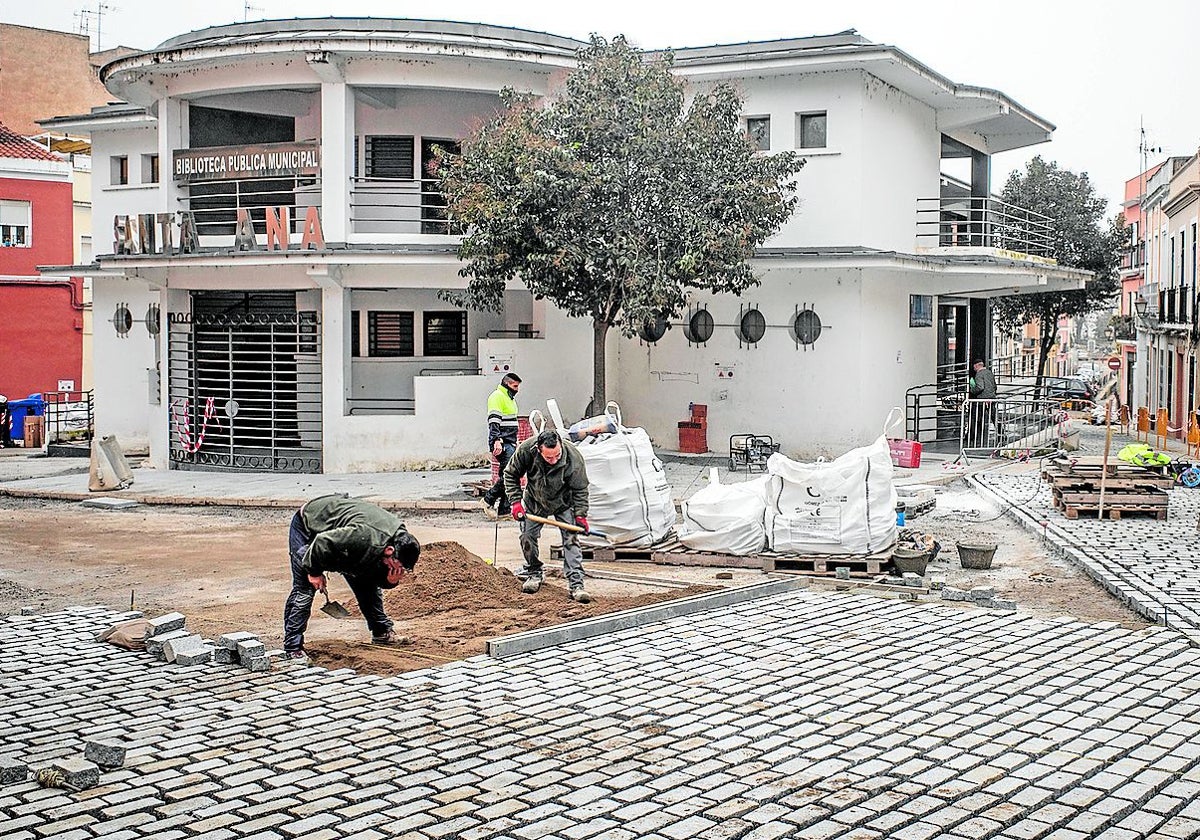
992, 157, 1125, 382
434, 35, 804, 410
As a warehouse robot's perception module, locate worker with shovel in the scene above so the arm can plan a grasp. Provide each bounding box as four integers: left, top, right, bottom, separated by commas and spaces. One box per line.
504, 429, 593, 603
283, 494, 421, 660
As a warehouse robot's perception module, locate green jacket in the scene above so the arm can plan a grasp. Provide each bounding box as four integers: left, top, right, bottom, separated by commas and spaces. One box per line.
503, 436, 590, 517
487, 385, 519, 448
299, 494, 410, 576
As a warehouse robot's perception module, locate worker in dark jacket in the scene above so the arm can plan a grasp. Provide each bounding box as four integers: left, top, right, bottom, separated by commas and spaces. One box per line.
283, 494, 421, 659
968, 359, 999, 447
503, 429, 592, 602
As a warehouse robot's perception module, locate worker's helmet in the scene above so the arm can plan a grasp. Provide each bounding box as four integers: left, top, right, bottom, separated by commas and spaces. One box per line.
0, 394, 7, 406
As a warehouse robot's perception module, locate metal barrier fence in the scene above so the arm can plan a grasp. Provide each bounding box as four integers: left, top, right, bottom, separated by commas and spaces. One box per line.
43, 390, 94, 445
959, 395, 1067, 460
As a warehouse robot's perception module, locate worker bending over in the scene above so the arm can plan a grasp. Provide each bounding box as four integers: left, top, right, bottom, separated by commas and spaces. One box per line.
504, 429, 592, 603
284, 494, 420, 659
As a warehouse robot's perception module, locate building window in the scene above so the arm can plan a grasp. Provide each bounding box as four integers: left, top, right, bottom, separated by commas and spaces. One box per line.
367, 311, 415, 357
365, 136, 416, 179
111, 155, 129, 186
797, 112, 828, 149
746, 117, 770, 152
0, 199, 31, 247
423, 311, 468, 356
142, 154, 160, 184
909, 295, 933, 327
1192, 222, 1197, 285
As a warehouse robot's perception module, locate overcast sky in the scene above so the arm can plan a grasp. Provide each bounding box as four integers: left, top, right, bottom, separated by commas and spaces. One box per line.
6, 0, 1199, 212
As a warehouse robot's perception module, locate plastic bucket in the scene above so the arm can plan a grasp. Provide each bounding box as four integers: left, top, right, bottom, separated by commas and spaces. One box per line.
957, 542, 997, 569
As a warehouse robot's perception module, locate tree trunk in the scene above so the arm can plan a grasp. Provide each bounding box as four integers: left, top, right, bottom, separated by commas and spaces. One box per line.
591, 318, 609, 415
1035, 315, 1057, 401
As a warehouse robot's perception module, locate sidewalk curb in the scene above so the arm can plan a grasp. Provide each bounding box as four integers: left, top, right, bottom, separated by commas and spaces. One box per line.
0, 486, 484, 512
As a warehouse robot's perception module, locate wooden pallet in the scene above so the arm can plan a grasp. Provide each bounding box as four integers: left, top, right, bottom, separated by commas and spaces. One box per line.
552, 538, 889, 574
1061, 503, 1169, 521
1046, 473, 1176, 493
1052, 487, 1169, 520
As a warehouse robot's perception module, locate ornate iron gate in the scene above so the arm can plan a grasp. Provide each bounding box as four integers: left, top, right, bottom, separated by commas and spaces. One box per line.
168, 306, 322, 472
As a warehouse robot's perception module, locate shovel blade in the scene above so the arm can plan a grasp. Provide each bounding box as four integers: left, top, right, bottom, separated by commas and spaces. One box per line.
321, 600, 352, 619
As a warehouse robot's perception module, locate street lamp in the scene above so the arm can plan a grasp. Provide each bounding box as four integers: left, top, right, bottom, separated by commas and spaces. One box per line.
1135, 295, 1149, 322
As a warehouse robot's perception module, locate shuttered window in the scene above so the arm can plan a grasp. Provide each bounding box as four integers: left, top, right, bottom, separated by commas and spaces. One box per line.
423, 311, 467, 356
368, 311, 415, 357
365, 136, 415, 179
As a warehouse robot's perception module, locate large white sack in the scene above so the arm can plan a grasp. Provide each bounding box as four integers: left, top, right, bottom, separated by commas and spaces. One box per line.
765, 411, 899, 554
564, 403, 675, 548
679, 470, 769, 556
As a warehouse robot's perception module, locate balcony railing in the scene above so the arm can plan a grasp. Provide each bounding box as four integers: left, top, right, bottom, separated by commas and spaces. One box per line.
1121, 242, 1146, 272
916, 196, 1054, 258
349, 177, 457, 236
180, 175, 321, 237
1158, 284, 1195, 327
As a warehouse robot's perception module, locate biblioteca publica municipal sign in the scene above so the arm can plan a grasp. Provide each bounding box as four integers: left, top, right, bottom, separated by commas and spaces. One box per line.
172, 142, 321, 184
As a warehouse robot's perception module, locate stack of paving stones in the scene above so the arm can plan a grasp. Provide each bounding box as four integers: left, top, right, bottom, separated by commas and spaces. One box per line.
7, 600, 1200, 839
140, 613, 276, 671
976, 471, 1200, 643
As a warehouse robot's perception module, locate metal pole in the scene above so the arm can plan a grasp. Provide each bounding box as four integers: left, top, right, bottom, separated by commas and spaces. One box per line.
1098, 397, 1116, 520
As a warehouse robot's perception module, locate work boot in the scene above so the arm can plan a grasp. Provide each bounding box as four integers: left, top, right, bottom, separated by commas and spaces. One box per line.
371, 630, 411, 646
521, 577, 542, 594
570, 588, 592, 604
283, 649, 308, 661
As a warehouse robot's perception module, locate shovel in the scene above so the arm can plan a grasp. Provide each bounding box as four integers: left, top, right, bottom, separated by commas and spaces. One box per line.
524, 513, 610, 540
319, 587, 352, 619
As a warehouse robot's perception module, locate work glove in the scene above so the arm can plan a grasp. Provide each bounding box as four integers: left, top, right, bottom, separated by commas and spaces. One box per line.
510, 501, 526, 521
575, 515, 590, 535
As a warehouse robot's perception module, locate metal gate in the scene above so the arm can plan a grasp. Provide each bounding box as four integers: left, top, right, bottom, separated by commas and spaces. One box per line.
168, 305, 322, 472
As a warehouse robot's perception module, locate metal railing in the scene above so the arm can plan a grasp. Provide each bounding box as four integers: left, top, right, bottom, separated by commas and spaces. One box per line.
960, 396, 1067, 459
349, 176, 458, 235
1158, 285, 1195, 326
1121, 242, 1146, 272
179, 175, 321, 237
43, 390, 94, 445
347, 397, 415, 416
916, 196, 1055, 257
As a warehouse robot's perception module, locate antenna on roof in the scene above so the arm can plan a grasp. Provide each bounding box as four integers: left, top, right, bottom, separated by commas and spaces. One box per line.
76, 4, 118, 52
244, 0, 264, 22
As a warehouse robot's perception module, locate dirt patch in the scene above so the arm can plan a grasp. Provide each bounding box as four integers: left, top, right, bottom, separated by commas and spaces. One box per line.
309, 541, 716, 675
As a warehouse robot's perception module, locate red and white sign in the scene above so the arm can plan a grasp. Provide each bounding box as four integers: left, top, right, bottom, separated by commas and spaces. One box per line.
1107, 356, 1121, 371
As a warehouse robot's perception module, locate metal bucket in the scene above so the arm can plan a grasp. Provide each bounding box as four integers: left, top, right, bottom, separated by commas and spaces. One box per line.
957, 542, 997, 569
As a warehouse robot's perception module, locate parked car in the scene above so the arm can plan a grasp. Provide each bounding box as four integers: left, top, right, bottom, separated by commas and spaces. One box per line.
1042, 377, 1095, 409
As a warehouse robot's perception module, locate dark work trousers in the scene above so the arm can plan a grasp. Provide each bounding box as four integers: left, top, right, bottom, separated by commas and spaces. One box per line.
283, 510, 393, 652
486, 441, 516, 507
518, 507, 585, 590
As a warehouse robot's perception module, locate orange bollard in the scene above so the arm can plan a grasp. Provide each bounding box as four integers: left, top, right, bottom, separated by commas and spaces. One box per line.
1119, 404, 1132, 435
1189, 414, 1200, 458
1137, 407, 1150, 442
1156, 408, 1170, 451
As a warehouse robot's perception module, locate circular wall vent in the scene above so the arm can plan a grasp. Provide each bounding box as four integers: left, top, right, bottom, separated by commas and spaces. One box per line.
145, 303, 161, 336
684, 308, 714, 344
638, 317, 669, 343
793, 309, 822, 345
738, 308, 766, 344
112, 303, 133, 337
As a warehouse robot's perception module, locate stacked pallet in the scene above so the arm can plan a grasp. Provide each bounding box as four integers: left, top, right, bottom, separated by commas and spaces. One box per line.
1042, 456, 1173, 520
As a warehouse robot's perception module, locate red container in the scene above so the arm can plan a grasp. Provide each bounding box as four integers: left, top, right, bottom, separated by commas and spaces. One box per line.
689, 403, 708, 423
678, 421, 708, 454
491, 416, 534, 483
888, 438, 923, 469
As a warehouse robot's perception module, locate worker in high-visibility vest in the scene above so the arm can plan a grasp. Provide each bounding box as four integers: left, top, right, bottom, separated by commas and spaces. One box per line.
482, 372, 522, 516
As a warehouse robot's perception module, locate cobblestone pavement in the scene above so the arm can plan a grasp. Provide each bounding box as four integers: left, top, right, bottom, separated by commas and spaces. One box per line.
974, 470, 1200, 643
6, 598, 1200, 840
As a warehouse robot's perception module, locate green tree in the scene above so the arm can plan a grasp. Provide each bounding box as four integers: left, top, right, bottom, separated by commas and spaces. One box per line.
434, 35, 803, 411
991, 156, 1125, 388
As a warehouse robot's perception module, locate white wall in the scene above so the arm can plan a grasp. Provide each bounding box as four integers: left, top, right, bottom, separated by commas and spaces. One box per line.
91, 274, 160, 451
91, 126, 160, 256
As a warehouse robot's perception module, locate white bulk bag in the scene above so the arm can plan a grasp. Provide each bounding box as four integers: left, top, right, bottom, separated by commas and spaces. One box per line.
765, 410, 900, 554
559, 402, 675, 548
678, 469, 769, 556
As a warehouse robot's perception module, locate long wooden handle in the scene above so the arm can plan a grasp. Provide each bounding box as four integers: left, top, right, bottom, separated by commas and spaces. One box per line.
524, 513, 608, 539
525, 513, 585, 532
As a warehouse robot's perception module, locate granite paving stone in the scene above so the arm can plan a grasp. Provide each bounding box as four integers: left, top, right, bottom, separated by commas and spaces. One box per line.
7, 592, 1200, 839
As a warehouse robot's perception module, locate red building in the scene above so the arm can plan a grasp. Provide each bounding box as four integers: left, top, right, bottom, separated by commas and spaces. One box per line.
0, 120, 83, 401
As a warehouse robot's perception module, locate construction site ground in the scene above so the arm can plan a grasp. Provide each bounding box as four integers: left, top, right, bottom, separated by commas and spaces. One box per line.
0, 462, 1148, 677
